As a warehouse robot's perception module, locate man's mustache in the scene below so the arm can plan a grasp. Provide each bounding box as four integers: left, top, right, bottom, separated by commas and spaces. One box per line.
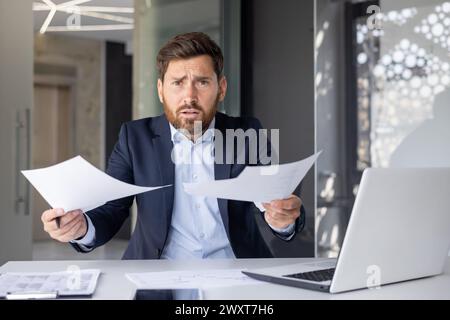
177, 102, 202, 114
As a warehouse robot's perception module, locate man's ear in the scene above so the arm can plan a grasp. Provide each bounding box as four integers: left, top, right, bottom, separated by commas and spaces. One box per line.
218, 76, 227, 102
157, 78, 164, 103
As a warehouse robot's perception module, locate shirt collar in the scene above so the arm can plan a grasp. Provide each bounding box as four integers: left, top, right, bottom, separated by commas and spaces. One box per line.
169, 117, 216, 144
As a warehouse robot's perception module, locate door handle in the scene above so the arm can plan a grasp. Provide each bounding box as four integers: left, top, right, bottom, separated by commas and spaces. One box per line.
14, 108, 31, 216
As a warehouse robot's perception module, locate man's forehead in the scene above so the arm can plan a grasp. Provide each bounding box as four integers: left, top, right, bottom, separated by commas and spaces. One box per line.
165, 55, 215, 77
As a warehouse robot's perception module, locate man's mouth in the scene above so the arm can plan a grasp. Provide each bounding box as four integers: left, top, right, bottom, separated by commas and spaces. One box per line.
179, 108, 201, 119
180, 109, 200, 115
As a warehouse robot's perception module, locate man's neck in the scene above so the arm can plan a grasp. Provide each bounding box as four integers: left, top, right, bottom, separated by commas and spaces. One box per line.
169, 117, 216, 143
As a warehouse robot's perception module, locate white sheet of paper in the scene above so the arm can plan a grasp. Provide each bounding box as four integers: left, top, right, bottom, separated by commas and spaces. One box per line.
22, 156, 170, 213
126, 269, 261, 289
183, 151, 321, 203
0, 269, 101, 297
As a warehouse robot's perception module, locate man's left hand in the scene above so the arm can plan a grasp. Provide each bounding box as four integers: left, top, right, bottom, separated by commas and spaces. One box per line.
263, 194, 302, 229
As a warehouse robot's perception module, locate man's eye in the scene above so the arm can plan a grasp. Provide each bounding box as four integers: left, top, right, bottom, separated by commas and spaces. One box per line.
199, 80, 209, 86
172, 81, 181, 86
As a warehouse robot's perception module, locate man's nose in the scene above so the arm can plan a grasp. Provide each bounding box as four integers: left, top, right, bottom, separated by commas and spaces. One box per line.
184, 82, 198, 105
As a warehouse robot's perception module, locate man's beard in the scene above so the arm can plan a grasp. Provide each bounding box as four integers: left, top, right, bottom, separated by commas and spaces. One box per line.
163, 94, 219, 138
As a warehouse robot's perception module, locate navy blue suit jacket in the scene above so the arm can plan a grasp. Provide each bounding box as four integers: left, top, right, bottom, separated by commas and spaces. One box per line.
71, 112, 305, 259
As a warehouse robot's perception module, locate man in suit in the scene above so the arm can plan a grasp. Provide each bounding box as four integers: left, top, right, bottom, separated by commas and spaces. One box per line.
41, 32, 305, 259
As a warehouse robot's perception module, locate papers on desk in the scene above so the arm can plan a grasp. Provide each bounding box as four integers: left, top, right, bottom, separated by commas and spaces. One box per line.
183, 151, 321, 202
126, 269, 261, 289
0, 269, 100, 298
22, 156, 170, 213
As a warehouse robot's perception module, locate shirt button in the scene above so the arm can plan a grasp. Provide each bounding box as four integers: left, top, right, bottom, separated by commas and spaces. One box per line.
193, 174, 198, 180
195, 203, 201, 209
199, 233, 205, 239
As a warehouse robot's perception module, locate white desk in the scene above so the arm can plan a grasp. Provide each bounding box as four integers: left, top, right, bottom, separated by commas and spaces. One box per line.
1, 258, 450, 299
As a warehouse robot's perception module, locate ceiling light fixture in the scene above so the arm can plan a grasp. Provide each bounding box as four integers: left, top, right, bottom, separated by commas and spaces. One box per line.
58, 0, 93, 9
33, 3, 134, 13
39, 0, 57, 34
57, 8, 133, 24
76, 6, 134, 13
34, 0, 134, 34
46, 24, 134, 32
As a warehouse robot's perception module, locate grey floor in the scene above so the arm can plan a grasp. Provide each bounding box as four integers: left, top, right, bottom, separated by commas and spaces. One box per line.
32, 239, 128, 260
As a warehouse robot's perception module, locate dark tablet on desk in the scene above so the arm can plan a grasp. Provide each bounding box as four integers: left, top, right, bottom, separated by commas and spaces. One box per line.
134, 288, 203, 300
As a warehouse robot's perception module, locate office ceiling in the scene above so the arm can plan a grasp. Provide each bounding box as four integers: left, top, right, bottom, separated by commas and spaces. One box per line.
33, 0, 134, 43
33, 0, 220, 47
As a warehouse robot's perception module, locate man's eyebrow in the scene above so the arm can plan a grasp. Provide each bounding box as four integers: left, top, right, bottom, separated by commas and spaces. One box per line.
168, 75, 213, 81
168, 75, 187, 81
194, 76, 213, 81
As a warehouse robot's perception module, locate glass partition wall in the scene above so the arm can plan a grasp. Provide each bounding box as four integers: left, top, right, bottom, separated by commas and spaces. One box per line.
315, 0, 450, 257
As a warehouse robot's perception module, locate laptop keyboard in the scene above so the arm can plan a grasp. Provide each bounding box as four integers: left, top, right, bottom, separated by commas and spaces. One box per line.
283, 268, 335, 282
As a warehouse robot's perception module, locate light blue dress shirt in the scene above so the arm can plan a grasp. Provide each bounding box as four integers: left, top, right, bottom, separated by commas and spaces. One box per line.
161, 118, 235, 259
73, 117, 295, 256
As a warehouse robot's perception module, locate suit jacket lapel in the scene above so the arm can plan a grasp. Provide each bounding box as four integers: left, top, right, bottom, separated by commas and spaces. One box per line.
150, 115, 175, 233
214, 112, 232, 237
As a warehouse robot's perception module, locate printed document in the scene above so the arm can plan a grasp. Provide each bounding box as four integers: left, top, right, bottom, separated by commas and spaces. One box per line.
0, 269, 100, 297
22, 156, 170, 213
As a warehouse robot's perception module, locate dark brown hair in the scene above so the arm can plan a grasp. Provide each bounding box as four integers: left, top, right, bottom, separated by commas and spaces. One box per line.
156, 32, 224, 81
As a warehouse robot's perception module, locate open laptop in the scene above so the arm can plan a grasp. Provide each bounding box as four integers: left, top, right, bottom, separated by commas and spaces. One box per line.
243, 168, 450, 293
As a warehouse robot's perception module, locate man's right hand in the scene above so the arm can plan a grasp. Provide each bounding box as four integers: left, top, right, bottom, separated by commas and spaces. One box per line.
41, 208, 87, 243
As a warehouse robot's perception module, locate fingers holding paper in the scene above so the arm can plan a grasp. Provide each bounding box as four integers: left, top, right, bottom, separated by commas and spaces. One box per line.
41, 208, 87, 242
262, 194, 302, 229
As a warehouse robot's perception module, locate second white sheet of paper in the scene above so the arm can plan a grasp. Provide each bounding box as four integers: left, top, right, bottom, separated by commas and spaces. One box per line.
183, 151, 321, 203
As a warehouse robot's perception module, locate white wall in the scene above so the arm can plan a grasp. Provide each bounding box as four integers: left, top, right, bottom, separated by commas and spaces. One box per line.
0, 0, 34, 264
